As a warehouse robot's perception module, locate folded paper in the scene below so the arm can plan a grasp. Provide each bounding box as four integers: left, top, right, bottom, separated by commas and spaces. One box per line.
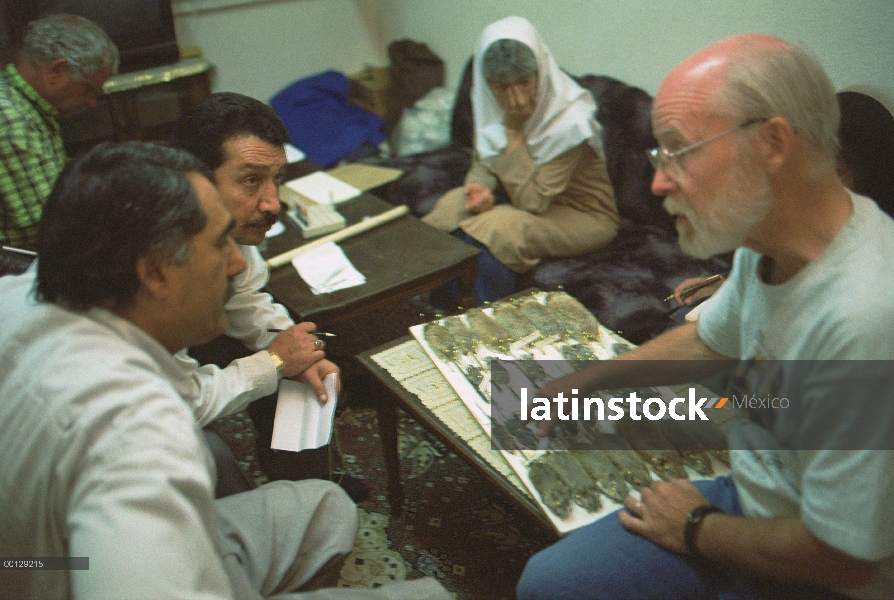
292, 241, 365, 294
271, 373, 338, 452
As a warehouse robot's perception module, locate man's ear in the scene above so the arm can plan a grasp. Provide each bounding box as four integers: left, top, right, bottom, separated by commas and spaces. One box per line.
759, 116, 796, 174
135, 254, 175, 301
44, 58, 72, 86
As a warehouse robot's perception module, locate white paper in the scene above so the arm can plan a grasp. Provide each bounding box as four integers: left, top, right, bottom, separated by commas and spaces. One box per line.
265, 221, 286, 238
284, 171, 361, 205
685, 301, 707, 322
270, 373, 338, 452
284, 143, 306, 163
292, 241, 366, 294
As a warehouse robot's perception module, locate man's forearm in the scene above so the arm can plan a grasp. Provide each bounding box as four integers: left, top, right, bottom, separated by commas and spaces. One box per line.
174, 351, 279, 427
535, 323, 733, 436
543, 323, 733, 396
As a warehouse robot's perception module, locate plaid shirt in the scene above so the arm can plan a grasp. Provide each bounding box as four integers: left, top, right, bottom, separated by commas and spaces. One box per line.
0, 64, 66, 250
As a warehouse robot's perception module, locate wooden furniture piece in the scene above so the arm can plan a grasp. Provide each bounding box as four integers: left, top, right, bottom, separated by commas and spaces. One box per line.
257, 164, 480, 512
260, 192, 480, 338
356, 334, 557, 535
58, 57, 213, 154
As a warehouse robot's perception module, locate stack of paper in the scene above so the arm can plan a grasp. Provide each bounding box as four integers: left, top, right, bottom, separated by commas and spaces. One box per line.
292, 241, 365, 294
327, 163, 403, 191
283, 171, 361, 205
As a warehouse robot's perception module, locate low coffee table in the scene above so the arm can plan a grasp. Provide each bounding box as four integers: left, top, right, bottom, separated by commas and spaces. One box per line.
357, 335, 558, 535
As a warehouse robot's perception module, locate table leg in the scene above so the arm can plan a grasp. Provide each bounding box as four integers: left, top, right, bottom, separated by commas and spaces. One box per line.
374, 389, 404, 514
457, 259, 478, 309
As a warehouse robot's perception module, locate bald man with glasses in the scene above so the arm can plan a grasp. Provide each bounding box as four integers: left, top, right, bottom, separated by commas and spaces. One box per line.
517, 33, 894, 600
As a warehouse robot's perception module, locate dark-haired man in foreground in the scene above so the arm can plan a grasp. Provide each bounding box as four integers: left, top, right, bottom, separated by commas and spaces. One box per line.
0, 141, 448, 599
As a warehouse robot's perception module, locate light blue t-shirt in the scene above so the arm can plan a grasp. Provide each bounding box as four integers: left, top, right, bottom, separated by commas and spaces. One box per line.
697, 192, 894, 598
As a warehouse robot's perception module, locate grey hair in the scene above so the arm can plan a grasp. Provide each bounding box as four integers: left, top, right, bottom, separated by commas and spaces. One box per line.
711, 41, 839, 162
481, 39, 537, 84
20, 14, 119, 78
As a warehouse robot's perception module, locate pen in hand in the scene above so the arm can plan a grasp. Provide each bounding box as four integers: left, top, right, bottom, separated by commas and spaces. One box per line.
267, 328, 337, 337
663, 274, 724, 303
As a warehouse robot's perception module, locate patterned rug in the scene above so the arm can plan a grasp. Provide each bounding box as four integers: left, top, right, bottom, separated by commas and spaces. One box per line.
210, 405, 558, 599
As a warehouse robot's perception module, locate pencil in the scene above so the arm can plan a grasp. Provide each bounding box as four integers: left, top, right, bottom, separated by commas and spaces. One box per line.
663, 274, 724, 303
267, 328, 337, 337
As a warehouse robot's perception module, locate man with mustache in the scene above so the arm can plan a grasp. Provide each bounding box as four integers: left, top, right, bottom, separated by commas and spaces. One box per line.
170, 93, 365, 498
516, 34, 894, 600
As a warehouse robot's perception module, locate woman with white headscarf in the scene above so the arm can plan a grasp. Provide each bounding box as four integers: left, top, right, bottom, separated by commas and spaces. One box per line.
423, 16, 619, 304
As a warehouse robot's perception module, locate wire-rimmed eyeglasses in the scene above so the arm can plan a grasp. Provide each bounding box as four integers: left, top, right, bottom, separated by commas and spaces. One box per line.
647, 118, 766, 177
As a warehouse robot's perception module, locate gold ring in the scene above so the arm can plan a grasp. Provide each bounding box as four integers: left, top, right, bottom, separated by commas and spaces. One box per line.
314, 339, 324, 350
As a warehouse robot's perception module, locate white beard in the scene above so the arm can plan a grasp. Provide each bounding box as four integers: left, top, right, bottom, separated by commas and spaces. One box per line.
664, 158, 772, 259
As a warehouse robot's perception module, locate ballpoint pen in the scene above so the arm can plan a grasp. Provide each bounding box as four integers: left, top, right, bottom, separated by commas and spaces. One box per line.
267, 328, 337, 337
2, 245, 37, 256
663, 274, 724, 303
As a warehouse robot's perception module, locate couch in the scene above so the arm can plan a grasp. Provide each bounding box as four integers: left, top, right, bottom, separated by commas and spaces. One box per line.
366, 61, 731, 344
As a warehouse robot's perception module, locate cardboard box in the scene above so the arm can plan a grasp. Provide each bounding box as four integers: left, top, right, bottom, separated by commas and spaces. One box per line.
327, 163, 403, 191
349, 67, 389, 118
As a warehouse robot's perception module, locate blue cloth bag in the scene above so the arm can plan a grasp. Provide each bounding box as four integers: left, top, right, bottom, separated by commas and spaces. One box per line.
270, 70, 385, 168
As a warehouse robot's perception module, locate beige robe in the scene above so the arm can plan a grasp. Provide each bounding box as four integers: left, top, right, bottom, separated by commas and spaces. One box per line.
422, 142, 619, 273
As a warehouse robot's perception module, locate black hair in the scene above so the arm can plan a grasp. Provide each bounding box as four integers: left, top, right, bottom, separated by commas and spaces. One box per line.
170, 92, 290, 175
37, 141, 209, 310
837, 91, 894, 218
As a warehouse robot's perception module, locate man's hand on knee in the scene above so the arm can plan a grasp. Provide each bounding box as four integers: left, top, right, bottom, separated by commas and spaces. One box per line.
619, 479, 709, 555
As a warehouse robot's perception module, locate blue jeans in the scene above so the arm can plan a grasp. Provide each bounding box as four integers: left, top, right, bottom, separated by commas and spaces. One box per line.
517, 476, 849, 600
428, 231, 518, 308
458, 231, 518, 305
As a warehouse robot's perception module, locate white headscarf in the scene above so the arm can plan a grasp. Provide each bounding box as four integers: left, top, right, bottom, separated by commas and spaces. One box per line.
472, 16, 602, 167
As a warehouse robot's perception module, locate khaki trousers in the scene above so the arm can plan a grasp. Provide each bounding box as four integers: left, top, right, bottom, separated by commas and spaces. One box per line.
217, 480, 450, 599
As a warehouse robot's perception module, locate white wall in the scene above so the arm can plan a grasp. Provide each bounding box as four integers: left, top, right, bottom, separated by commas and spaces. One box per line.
374, 0, 894, 108
174, 0, 384, 102
174, 0, 894, 110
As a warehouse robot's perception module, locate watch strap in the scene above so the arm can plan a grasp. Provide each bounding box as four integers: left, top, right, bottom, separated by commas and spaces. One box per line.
684, 504, 723, 557
267, 350, 285, 379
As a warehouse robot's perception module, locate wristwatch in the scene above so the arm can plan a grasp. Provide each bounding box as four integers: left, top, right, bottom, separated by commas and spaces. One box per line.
684, 504, 723, 557
267, 350, 285, 379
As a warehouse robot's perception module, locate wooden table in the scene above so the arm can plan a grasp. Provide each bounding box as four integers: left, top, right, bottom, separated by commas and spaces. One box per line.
356, 335, 558, 535
261, 192, 479, 334
260, 179, 481, 504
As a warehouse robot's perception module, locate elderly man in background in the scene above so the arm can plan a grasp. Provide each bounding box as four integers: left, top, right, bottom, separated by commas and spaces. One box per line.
516, 34, 894, 600
0, 141, 448, 600
170, 93, 368, 499
0, 13, 117, 249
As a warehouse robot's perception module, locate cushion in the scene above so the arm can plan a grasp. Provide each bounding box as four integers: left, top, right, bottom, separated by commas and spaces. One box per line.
270, 71, 386, 168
